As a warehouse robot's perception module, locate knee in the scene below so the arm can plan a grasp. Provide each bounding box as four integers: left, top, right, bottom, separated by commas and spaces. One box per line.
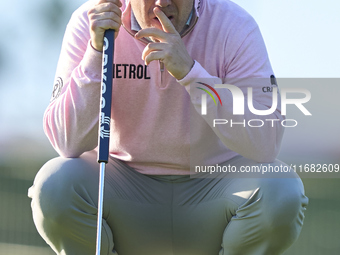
260, 176, 309, 248
29, 158, 76, 220
29, 156, 97, 231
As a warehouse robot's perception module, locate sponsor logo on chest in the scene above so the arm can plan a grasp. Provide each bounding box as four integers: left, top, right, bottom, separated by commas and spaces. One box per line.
113, 64, 151, 79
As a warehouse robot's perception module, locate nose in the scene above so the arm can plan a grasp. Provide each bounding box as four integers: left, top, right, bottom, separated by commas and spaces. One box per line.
155, 0, 171, 7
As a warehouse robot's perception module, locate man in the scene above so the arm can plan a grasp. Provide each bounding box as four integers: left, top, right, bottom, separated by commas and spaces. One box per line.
29, 0, 308, 254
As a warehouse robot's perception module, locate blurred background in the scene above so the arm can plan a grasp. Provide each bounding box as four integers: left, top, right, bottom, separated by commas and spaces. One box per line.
0, 0, 339, 254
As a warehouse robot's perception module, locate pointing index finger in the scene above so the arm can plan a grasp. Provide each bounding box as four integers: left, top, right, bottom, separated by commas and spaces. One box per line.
153, 7, 178, 34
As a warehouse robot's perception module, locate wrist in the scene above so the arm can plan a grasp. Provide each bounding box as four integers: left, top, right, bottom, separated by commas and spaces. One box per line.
176, 59, 195, 80
177, 60, 196, 83
90, 40, 103, 53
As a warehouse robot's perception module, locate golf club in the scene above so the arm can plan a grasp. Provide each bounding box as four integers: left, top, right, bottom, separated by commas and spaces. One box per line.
96, 29, 115, 255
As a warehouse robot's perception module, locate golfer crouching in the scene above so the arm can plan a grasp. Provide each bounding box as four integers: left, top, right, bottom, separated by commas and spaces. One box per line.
28, 0, 308, 254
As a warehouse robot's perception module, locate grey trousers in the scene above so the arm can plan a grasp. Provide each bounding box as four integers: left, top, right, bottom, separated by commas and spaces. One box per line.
28, 150, 308, 255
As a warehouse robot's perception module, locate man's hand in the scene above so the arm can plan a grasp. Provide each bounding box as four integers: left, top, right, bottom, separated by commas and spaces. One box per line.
88, 0, 122, 52
135, 7, 194, 80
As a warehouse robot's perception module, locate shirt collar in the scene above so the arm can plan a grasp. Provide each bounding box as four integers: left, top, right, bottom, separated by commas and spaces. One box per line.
131, 10, 141, 32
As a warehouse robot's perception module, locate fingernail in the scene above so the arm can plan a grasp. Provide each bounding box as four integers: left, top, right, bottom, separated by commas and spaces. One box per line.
153, 7, 160, 14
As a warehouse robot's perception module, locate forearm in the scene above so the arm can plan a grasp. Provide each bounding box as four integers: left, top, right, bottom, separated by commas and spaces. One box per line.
179, 61, 284, 162
44, 86, 100, 158
44, 40, 103, 157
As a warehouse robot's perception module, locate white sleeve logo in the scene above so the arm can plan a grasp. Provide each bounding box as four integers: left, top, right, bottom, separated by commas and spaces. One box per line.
50, 77, 63, 102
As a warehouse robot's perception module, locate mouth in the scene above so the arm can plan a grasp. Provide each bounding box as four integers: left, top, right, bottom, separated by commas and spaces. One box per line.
153, 15, 174, 22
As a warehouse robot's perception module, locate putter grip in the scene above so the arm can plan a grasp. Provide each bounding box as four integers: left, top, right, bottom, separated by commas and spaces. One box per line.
98, 29, 115, 163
